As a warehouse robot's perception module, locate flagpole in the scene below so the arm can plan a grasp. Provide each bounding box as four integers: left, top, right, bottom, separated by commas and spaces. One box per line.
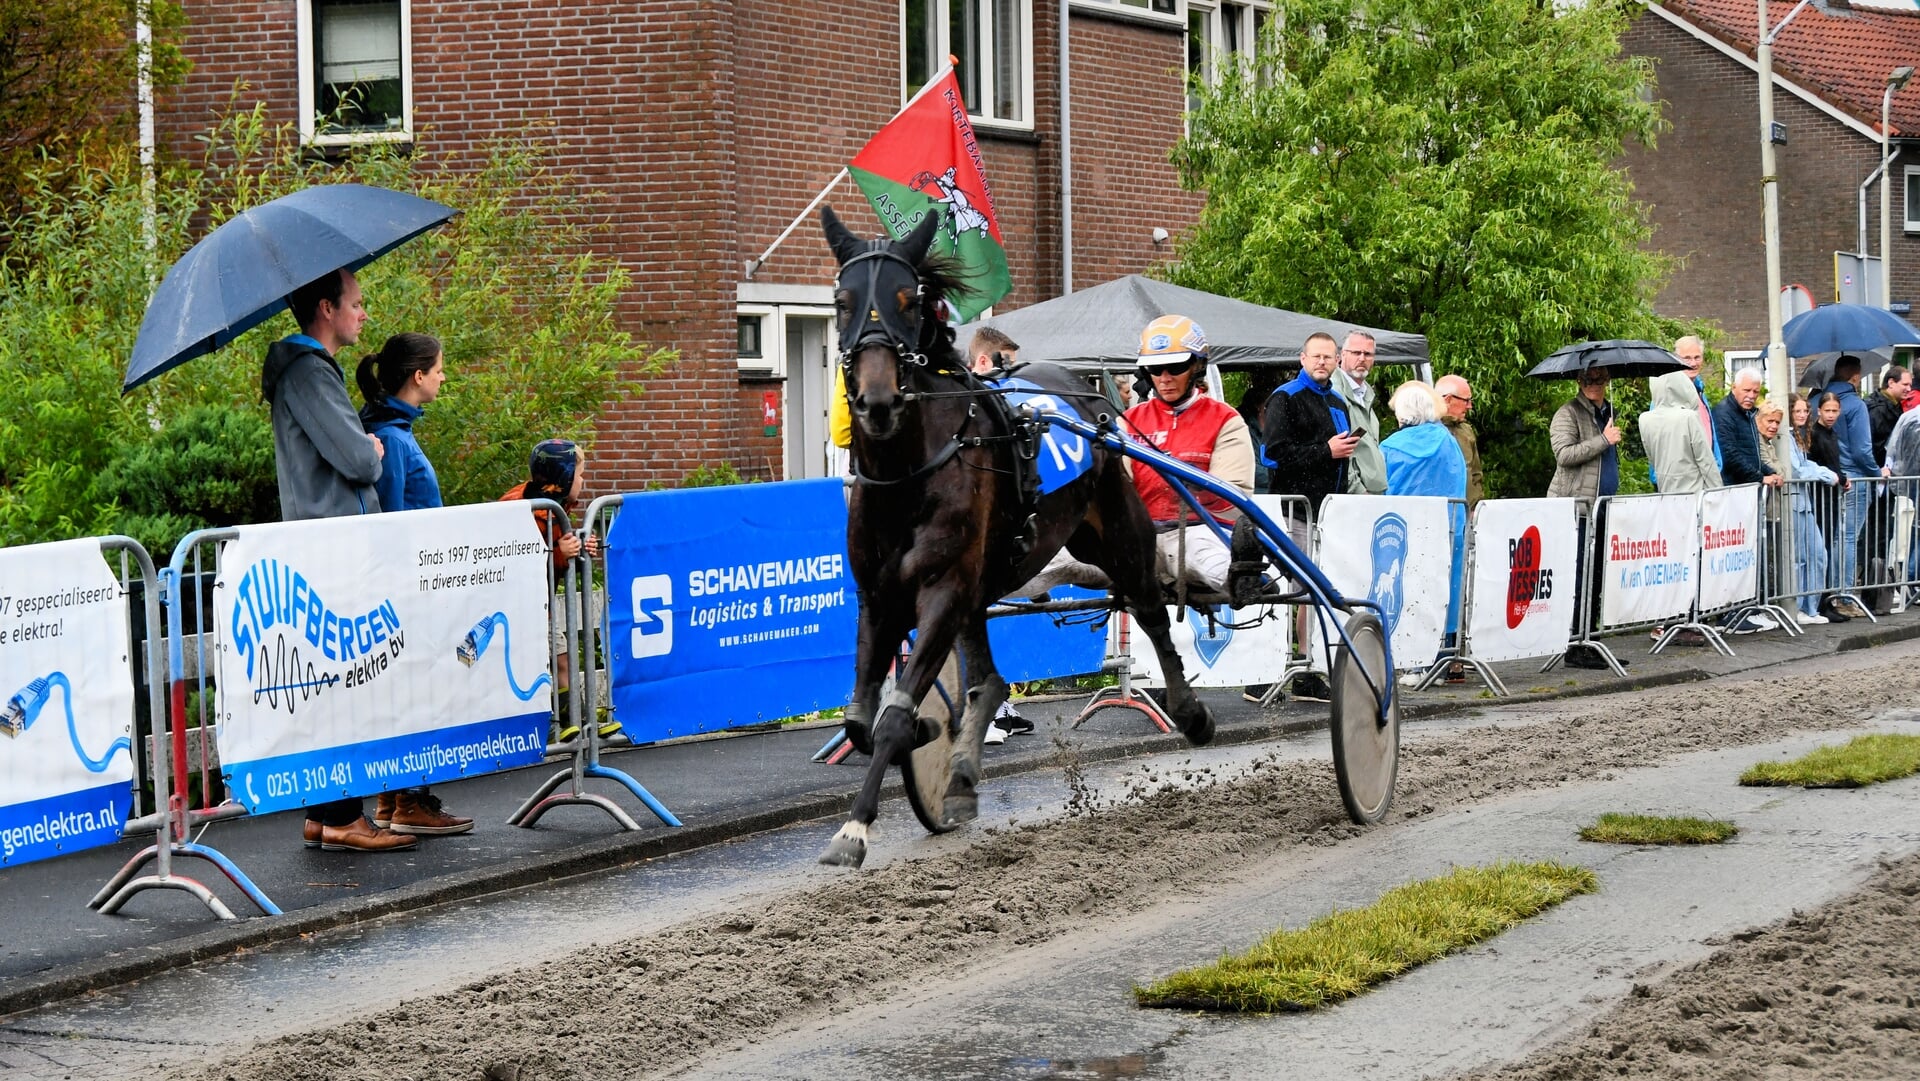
744, 168, 849, 280
743, 64, 959, 281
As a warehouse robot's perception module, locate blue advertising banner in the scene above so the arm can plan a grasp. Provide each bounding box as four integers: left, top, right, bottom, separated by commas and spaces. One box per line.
986, 586, 1107, 682
606, 479, 857, 742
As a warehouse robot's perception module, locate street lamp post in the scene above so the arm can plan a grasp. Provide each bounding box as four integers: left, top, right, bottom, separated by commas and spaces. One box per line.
1759, 0, 1813, 598
1883, 66, 1912, 310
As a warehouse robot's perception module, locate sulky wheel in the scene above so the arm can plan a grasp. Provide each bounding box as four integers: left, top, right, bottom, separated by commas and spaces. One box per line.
899, 648, 962, 835
1329, 610, 1400, 824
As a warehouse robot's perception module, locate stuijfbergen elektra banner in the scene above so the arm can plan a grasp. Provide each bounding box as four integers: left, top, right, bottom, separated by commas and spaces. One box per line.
215, 504, 553, 815
0, 539, 135, 865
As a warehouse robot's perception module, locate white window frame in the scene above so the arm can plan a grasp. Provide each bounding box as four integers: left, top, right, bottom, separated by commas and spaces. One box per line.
1070, 0, 1183, 23
1186, 0, 1270, 92
1906, 164, 1920, 233
903, 0, 1035, 131
297, 0, 414, 147
736, 305, 777, 376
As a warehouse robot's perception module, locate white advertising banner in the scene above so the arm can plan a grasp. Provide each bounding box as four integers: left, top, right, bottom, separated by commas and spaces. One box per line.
1310, 495, 1453, 671
1464, 499, 1579, 664
0, 539, 134, 866
1597, 493, 1700, 628
215, 503, 554, 815
1128, 604, 1292, 688
1697, 485, 1761, 612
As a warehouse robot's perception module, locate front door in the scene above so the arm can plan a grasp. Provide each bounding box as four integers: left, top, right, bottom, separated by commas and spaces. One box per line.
782, 312, 838, 480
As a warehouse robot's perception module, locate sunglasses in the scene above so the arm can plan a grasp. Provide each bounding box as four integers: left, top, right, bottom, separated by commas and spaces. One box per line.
1141, 360, 1193, 378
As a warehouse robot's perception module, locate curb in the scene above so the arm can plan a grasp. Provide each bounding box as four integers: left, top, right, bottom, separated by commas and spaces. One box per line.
7, 617, 1918, 1017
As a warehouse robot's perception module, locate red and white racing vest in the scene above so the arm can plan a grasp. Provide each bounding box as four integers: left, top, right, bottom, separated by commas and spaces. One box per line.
1126, 394, 1241, 524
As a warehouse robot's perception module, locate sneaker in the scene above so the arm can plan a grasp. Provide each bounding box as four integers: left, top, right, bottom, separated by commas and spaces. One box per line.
1242, 684, 1273, 703
1648, 625, 1666, 642
1397, 671, 1427, 689
1795, 611, 1829, 625
595, 710, 624, 741
1290, 673, 1332, 702
388, 791, 475, 836
1727, 615, 1771, 635
994, 699, 1035, 734
983, 722, 1009, 745
1562, 644, 1625, 669
1443, 661, 1468, 685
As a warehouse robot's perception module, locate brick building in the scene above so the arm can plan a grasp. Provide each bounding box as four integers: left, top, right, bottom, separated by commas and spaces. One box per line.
154, 1, 1260, 491
1622, 0, 1920, 351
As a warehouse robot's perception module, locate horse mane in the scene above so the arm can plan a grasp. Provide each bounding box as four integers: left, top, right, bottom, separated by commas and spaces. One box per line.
913, 248, 976, 368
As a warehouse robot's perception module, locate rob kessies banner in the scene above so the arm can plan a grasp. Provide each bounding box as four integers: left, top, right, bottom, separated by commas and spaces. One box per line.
0, 539, 134, 866
215, 504, 554, 815
1465, 499, 1578, 664
1598, 493, 1701, 628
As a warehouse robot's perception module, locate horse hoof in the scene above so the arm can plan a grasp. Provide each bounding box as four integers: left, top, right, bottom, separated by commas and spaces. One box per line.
943, 791, 978, 827
818, 834, 868, 868
1178, 702, 1216, 747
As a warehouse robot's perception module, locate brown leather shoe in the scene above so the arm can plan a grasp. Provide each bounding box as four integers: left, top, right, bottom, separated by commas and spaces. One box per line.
389, 791, 474, 836
319, 816, 418, 852
302, 819, 324, 849
372, 791, 397, 829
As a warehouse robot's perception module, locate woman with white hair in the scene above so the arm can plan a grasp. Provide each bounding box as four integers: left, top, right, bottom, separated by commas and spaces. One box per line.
1381, 381, 1470, 681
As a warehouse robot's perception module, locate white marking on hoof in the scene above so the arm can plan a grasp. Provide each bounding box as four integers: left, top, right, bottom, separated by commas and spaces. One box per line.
834, 820, 870, 844
818, 821, 870, 868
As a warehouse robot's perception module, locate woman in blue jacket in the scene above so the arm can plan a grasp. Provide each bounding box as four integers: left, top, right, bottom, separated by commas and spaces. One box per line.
355, 333, 473, 838
357, 333, 446, 514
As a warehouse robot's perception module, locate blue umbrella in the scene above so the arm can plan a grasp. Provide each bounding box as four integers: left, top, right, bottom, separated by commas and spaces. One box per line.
1781, 303, 1920, 359
123, 184, 458, 391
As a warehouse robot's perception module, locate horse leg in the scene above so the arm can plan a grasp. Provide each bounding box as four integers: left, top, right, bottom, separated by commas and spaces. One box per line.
820, 586, 970, 868
944, 614, 1004, 827
843, 588, 907, 757
1080, 468, 1216, 747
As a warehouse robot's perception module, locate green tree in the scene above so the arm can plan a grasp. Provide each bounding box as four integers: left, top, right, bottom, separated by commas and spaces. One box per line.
0, 103, 669, 552
1170, 0, 1699, 497
0, 0, 189, 227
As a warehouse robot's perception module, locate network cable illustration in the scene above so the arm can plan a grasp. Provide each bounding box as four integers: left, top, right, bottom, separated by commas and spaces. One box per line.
3, 673, 133, 773
456, 612, 552, 701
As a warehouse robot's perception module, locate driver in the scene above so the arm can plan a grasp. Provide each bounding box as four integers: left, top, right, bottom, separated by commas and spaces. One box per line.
1125, 315, 1256, 592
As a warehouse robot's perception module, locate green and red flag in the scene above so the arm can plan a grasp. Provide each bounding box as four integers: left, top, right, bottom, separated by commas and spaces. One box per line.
849, 67, 1012, 323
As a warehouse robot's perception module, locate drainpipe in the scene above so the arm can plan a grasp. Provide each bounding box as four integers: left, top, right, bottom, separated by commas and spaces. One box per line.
1059, 0, 1072, 294
1861, 159, 1887, 259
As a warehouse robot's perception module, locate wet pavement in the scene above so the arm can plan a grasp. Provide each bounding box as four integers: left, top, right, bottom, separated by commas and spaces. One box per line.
0, 608, 1917, 1066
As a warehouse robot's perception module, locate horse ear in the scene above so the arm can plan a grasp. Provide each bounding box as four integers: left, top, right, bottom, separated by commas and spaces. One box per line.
901, 211, 942, 263
821, 206, 864, 266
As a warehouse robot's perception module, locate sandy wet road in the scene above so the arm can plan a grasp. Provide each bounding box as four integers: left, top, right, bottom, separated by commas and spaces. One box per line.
8, 643, 1918, 1081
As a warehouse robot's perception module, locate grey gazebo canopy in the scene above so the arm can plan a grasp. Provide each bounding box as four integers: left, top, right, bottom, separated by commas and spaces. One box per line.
958, 275, 1429, 372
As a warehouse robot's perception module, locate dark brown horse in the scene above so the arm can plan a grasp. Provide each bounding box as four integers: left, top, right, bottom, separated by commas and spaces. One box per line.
819, 206, 1215, 868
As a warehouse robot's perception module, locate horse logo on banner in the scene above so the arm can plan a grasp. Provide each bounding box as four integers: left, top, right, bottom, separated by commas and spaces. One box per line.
1185, 607, 1232, 667
1367, 513, 1408, 639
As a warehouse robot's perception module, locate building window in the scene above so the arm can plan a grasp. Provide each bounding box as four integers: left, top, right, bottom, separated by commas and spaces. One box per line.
1188, 1, 1269, 109
299, 0, 412, 144
1072, 0, 1179, 17
1907, 165, 1920, 233
905, 0, 1033, 127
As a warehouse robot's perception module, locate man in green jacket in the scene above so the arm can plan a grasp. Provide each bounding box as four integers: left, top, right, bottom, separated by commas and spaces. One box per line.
1336, 332, 1387, 495
1437, 374, 1483, 510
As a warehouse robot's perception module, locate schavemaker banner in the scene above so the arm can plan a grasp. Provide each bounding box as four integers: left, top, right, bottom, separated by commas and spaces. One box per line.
1597, 493, 1701, 628
215, 504, 553, 815
0, 540, 134, 866
606, 479, 856, 743
1465, 499, 1578, 664
1697, 485, 1760, 612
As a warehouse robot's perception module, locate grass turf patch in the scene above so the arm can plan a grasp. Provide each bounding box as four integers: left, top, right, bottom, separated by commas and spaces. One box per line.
1578, 812, 1737, 845
1739, 733, 1920, 788
1133, 861, 1597, 1013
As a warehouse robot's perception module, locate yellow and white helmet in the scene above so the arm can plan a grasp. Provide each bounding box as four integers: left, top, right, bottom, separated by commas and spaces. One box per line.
1137, 314, 1208, 369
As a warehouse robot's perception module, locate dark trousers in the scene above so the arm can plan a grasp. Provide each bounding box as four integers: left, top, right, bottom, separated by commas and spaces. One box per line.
306, 798, 363, 827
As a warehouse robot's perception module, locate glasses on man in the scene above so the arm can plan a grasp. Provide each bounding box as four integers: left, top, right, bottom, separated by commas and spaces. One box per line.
1343, 348, 1375, 358
1442, 392, 1472, 404
1141, 361, 1192, 378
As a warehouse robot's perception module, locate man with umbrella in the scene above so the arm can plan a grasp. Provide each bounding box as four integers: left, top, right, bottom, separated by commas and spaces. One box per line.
269, 268, 435, 853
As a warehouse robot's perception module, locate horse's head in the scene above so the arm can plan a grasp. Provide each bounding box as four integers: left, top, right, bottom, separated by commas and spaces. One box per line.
822, 205, 957, 442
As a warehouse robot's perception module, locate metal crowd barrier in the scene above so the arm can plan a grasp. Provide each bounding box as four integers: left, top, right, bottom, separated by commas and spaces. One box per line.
515, 493, 680, 833
1767, 471, 1920, 622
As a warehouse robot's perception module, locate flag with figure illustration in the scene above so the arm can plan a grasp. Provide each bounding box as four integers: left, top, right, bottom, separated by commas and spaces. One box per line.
849, 67, 1012, 323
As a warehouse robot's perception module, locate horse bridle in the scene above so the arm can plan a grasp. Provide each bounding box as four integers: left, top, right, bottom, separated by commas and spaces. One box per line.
835, 243, 930, 370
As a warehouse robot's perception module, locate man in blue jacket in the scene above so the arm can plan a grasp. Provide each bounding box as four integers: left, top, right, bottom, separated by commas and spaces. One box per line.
1826, 356, 1879, 608
1711, 369, 1781, 488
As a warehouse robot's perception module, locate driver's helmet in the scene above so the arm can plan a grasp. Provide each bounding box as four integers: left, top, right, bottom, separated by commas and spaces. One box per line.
1137, 314, 1208, 371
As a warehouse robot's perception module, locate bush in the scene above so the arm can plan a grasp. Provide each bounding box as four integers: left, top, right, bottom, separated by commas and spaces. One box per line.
0, 101, 671, 549
86, 404, 278, 557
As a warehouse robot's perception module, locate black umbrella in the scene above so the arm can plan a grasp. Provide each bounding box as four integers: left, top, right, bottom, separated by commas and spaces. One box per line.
1526, 339, 1689, 380
124, 184, 459, 392
1796, 347, 1893, 391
